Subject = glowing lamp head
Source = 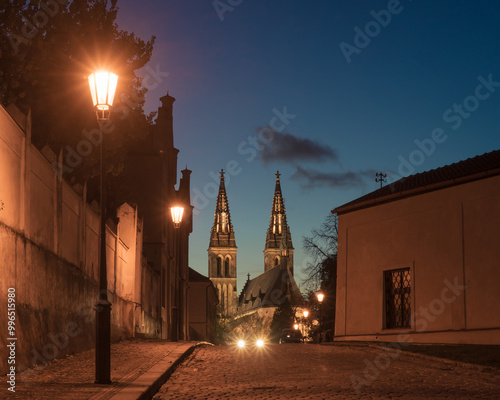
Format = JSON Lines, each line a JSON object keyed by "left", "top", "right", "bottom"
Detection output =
{"left": 170, "top": 206, "right": 184, "bottom": 228}
{"left": 294, "top": 324, "right": 299, "bottom": 330}
{"left": 256, "top": 339, "right": 264, "bottom": 348}
{"left": 88, "top": 71, "right": 118, "bottom": 120}
{"left": 303, "top": 310, "right": 309, "bottom": 318}
{"left": 237, "top": 340, "right": 245, "bottom": 348}
{"left": 317, "top": 293, "right": 324, "bottom": 303}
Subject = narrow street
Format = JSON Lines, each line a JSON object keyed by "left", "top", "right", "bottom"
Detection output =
{"left": 154, "top": 343, "right": 500, "bottom": 399}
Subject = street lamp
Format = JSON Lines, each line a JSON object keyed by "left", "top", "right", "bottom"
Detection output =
{"left": 170, "top": 206, "right": 184, "bottom": 341}
{"left": 317, "top": 292, "right": 324, "bottom": 343}
{"left": 170, "top": 206, "right": 184, "bottom": 229}
{"left": 88, "top": 70, "right": 118, "bottom": 384}
{"left": 88, "top": 71, "right": 118, "bottom": 120}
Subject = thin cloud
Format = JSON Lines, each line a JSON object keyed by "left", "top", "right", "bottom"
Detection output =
{"left": 291, "top": 165, "right": 376, "bottom": 189}
{"left": 259, "top": 128, "right": 339, "bottom": 164}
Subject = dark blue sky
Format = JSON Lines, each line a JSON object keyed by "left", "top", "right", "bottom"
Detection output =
{"left": 116, "top": 0, "right": 500, "bottom": 290}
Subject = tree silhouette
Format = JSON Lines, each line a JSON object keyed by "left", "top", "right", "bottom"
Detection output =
{"left": 1, "top": 0, "right": 156, "bottom": 207}
{"left": 302, "top": 213, "right": 338, "bottom": 337}
{"left": 270, "top": 298, "right": 295, "bottom": 342}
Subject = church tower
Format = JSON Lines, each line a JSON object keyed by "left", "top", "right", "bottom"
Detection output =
{"left": 264, "top": 171, "right": 294, "bottom": 275}
{"left": 208, "top": 170, "right": 237, "bottom": 316}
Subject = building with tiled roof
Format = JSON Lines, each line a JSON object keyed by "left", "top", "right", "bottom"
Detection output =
{"left": 332, "top": 149, "right": 500, "bottom": 345}
{"left": 334, "top": 149, "right": 500, "bottom": 214}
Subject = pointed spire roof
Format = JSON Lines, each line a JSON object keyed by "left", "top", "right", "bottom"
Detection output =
{"left": 265, "top": 171, "right": 293, "bottom": 250}
{"left": 209, "top": 169, "right": 236, "bottom": 248}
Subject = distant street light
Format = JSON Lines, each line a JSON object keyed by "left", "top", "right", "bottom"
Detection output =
{"left": 170, "top": 206, "right": 184, "bottom": 341}
{"left": 317, "top": 292, "right": 324, "bottom": 343}
{"left": 294, "top": 323, "right": 299, "bottom": 330}
{"left": 88, "top": 70, "right": 118, "bottom": 385}
{"left": 302, "top": 310, "right": 309, "bottom": 342}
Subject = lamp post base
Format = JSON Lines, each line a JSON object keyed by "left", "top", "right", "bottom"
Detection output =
{"left": 95, "top": 300, "right": 112, "bottom": 384}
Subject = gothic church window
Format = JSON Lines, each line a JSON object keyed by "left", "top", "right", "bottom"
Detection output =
{"left": 224, "top": 257, "right": 230, "bottom": 277}
{"left": 217, "top": 256, "right": 222, "bottom": 277}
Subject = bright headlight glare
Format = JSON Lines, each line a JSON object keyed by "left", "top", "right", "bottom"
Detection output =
{"left": 237, "top": 340, "right": 245, "bottom": 348}
{"left": 256, "top": 339, "right": 264, "bottom": 348}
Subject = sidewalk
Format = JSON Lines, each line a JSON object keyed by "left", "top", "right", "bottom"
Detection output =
{"left": 3, "top": 339, "right": 210, "bottom": 400}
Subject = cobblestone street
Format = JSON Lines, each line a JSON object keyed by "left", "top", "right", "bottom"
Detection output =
{"left": 1, "top": 339, "right": 196, "bottom": 400}
{"left": 154, "top": 344, "right": 500, "bottom": 400}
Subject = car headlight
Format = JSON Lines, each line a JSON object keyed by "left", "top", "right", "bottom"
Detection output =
{"left": 256, "top": 339, "right": 264, "bottom": 348}
{"left": 237, "top": 340, "right": 245, "bottom": 348}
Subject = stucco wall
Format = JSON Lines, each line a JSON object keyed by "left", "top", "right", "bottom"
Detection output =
{"left": 0, "top": 105, "right": 155, "bottom": 374}
{"left": 335, "top": 175, "right": 500, "bottom": 344}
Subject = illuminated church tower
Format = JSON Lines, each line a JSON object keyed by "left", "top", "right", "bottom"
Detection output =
{"left": 264, "top": 171, "right": 294, "bottom": 275}
{"left": 208, "top": 170, "right": 237, "bottom": 316}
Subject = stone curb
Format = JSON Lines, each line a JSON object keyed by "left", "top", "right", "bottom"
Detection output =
{"left": 104, "top": 341, "right": 214, "bottom": 400}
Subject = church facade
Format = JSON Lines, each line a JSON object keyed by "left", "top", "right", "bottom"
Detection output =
{"left": 208, "top": 171, "right": 302, "bottom": 317}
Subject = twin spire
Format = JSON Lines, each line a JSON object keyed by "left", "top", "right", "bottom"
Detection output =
{"left": 265, "top": 171, "right": 293, "bottom": 252}
{"left": 209, "top": 170, "right": 236, "bottom": 248}
{"left": 210, "top": 170, "right": 293, "bottom": 251}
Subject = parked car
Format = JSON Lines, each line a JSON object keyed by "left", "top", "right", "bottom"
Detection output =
{"left": 279, "top": 328, "right": 303, "bottom": 344}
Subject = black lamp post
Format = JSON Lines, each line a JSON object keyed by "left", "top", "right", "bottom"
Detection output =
{"left": 88, "top": 71, "right": 118, "bottom": 384}
{"left": 170, "top": 206, "right": 184, "bottom": 341}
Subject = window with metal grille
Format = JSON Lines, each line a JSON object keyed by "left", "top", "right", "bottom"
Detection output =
{"left": 384, "top": 268, "right": 411, "bottom": 329}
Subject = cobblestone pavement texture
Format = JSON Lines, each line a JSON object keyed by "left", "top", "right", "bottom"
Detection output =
{"left": 1, "top": 339, "right": 196, "bottom": 400}
{"left": 154, "top": 343, "right": 500, "bottom": 400}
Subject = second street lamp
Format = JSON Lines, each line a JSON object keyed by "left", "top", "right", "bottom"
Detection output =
{"left": 88, "top": 70, "right": 118, "bottom": 385}
{"left": 170, "top": 206, "right": 184, "bottom": 341}
{"left": 171, "top": 206, "right": 184, "bottom": 228}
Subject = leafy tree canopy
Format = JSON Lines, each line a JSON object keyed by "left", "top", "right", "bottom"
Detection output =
{"left": 1, "top": 0, "right": 156, "bottom": 203}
